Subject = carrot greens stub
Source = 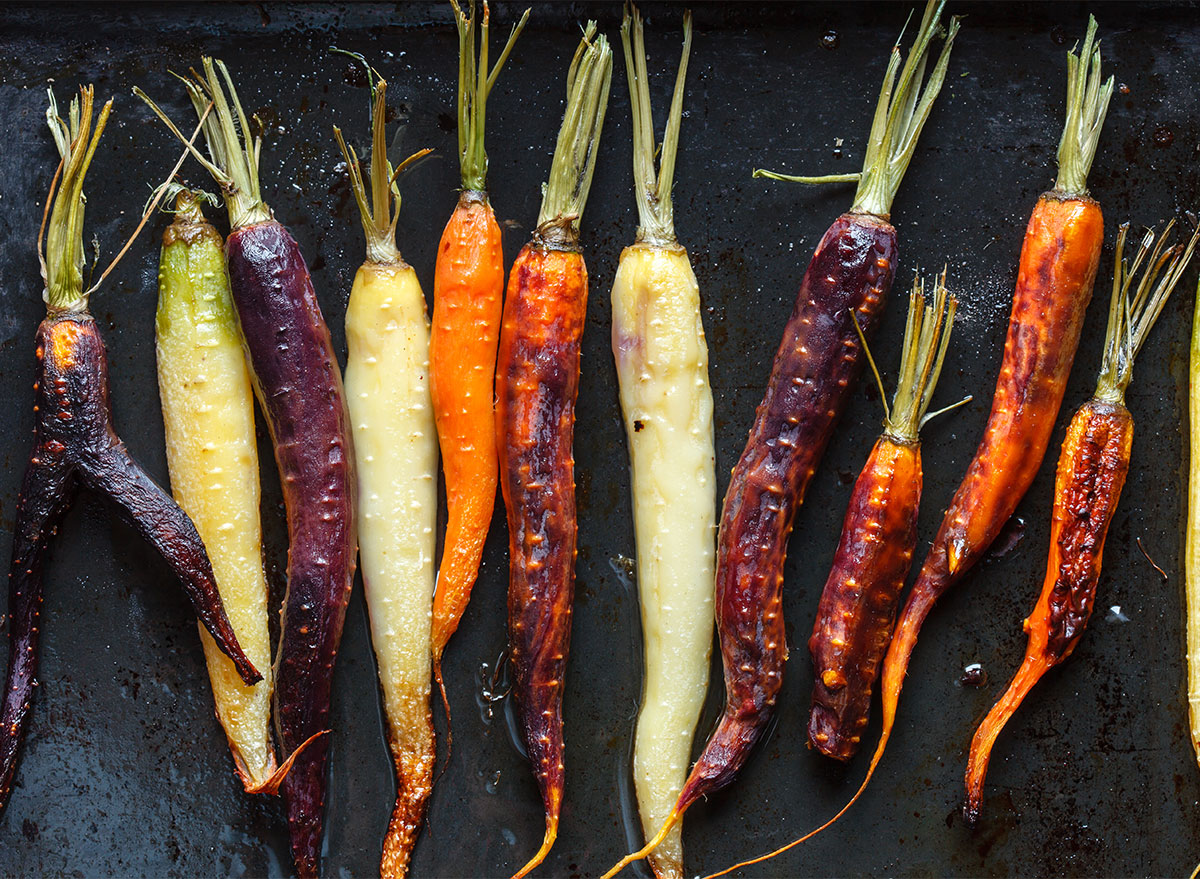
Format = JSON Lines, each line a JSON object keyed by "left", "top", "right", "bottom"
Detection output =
{"left": 336, "top": 67, "right": 438, "bottom": 879}
{"left": 610, "top": 8, "right": 716, "bottom": 879}
{"left": 138, "top": 59, "right": 357, "bottom": 878}
{"left": 965, "top": 221, "right": 1198, "bottom": 825}
{"left": 1, "top": 87, "right": 260, "bottom": 818}
{"left": 497, "top": 21, "right": 612, "bottom": 879}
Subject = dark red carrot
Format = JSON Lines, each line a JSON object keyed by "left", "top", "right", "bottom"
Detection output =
{"left": 809, "top": 273, "right": 962, "bottom": 761}
{"left": 964, "top": 222, "right": 1198, "bottom": 824}
{"left": 137, "top": 60, "right": 356, "bottom": 878}
{"left": 708, "top": 19, "right": 1114, "bottom": 878}
{"left": 0, "top": 87, "right": 259, "bottom": 816}
{"left": 496, "top": 24, "right": 612, "bottom": 879}
{"left": 603, "top": 4, "right": 958, "bottom": 875}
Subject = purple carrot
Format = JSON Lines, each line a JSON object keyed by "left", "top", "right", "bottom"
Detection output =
{"left": 603, "top": 3, "right": 959, "bottom": 875}
{"left": 137, "top": 59, "right": 355, "bottom": 878}
{"left": 1, "top": 87, "right": 259, "bottom": 816}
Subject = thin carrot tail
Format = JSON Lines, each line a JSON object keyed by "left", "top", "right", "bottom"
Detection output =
{"left": 701, "top": 725, "right": 893, "bottom": 879}
{"left": 379, "top": 748, "right": 436, "bottom": 879}
{"left": 511, "top": 815, "right": 559, "bottom": 879}
{"left": 240, "top": 729, "right": 329, "bottom": 796}
{"left": 600, "top": 807, "right": 683, "bottom": 879}
{"left": 963, "top": 654, "right": 1053, "bottom": 826}
{"left": 432, "top": 655, "right": 454, "bottom": 781}
{"left": 700, "top": 593, "right": 930, "bottom": 878}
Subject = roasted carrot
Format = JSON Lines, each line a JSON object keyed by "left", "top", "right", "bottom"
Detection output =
{"left": 965, "top": 222, "right": 1198, "bottom": 824}
{"left": 0, "top": 87, "right": 259, "bottom": 817}
{"left": 137, "top": 60, "right": 357, "bottom": 877}
{"left": 809, "top": 272, "right": 961, "bottom": 762}
{"left": 610, "top": 8, "right": 715, "bottom": 879}
{"left": 709, "top": 19, "right": 1114, "bottom": 876}
{"left": 334, "top": 73, "right": 436, "bottom": 878}
{"left": 156, "top": 187, "right": 282, "bottom": 793}
{"left": 430, "top": 0, "right": 529, "bottom": 731}
{"left": 604, "top": 4, "right": 957, "bottom": 875}
{"left": 1189, "top": 275, "right": 1200, "bottom": 770}
{"left": 496, "top": 23, "right": 612, "bottom": 879}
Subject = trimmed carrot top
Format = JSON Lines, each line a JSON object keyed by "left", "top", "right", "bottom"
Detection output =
{"left": 1095, "top": 221, "right": 1200, "bottom": 403}
{"left": 1055, "top": 16, "right": 1115, "bottom": 197}
{"left": 535, "top": 22, "right": 613, "bottom": 248}
{"left": 42, "top": 87, "right": 112, "bottom": 312}
{"left": 754, "top": 0, "right": 960, "bottom": 220}
{"left": 453, "top": 0, "right": 530, "bottom": 193}
{"left": 855, "top": 271, "right": 961, "bottom": 445}
{"left": 621, "top": 3, "right": 692, "bottom": 246}
{"left": 332, "top": 71, "right": 432, "bottom": 266}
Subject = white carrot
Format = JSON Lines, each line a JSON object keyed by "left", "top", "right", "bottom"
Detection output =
{"left": 335, "top": 76, "right": 437, "bottom": 878}
{"left": 611, "top": 10, "right": 714, "bottom": 879}
{"left": 1187, "top": 273, "right": 1200, "bottom": 769}
{"left": 155, "top": 188, "right": 278, "bottom": 792}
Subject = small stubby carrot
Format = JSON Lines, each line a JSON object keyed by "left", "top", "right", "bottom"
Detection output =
{"left": 156, "top": 187, "right": 282, "bottom": 793}
{"left": 610, "top": 8, "right": 715, "bottom": 879}
{"left": 809, "top": 272, "right": 962, "bottom": 762}
{"left": 709, "top": 21, "right": 1115, "bottom": 876}
{"left": 496, "top": 23, "right": 612, "bottom": 879}
{"left": 965, "top": 222, "right": 1198, "bottom": 824}
{"left": 0, "top": 87, "right": 259, "bottom": 818}
{"left": 430, "top": 0, "right": 529, "bottom": 730}
{"left": 604, "top": 5, "right": 958, "bottom": 876}
{"left": 335, "top": 72, "right": 436, "bottom": 878}
{"left": 137, "top": 59, "right": 358, "bottom": 877}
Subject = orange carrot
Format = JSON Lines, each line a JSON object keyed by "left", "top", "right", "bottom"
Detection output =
{"left": 704, "top": 18, "right": 1113, "bottom": 878}
{"left": 430, "top": 0, "right": 529, "bottom": 732}
{"left": 964, "top": 221, "right": 1198, "bottom": 825}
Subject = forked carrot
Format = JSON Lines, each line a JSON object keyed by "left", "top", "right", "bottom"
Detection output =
{"left": 430, "top": 0, "right": 529, "bottom": 739}
{"left": 964, "top": 221, "right": 1198, "bottom": 824}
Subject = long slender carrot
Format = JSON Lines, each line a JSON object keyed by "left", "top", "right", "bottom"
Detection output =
{"left": 1190, "top": 273, "right": 1200, "bottom": 770}
{"left": 496, "top": 23, "right": 612, "bottom": 879}
{"left": 809, "top": 272, "right": 962, "bottom": 762}
{"left": 335, "top": 72, "right": 436, "bottom": 878}
{"left": 610, "top": 8, "right": 714, "bottom": 879}
{"left": 137, "top": 59, "right": 358, "bottom": 877}
{"left": 0, "top": 87, "right": 259, "bottom": 817}
{"left": 603, "top": 4, "right": 958, "bottom": 875}
{"left": 430, "top": 0, "right": 529, "bottom": 734}
{"left": 707, "top": 19, "right": 1114, "bottom": 877}
{"left": 965, "top": 222, "right": 1198, "bottom": 824}
{"left": 156, "top": 187, "right": 281, "bottom": 793}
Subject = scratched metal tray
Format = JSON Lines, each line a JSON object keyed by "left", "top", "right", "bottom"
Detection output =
{"left": 0, "top": 2, "right": 1197, "bottom": 876}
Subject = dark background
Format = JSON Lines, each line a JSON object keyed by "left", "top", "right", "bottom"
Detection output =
{"left": 0, "top": 2, "right": 1197, "bottom": 876}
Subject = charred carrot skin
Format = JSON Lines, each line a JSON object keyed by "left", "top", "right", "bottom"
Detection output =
{"left": 225, "top": 219, "right": 357, "bottom": 877}
{"left": 881, "top": 193, "right": 1103, "bottom": 720}
{"left": 0, "top": 313, "right": 259, "bottom": 812}
{"left": 431, "top": 189, "right": 504, "bottom": 663}
{"left": 809, "top": 435, "right": 920, "bottom": 760}
{"left": 963, "top": 398, "right": 1130, "bottom": 822}
{"left": 679, "top": 212, "right": 896, "bottom": 801}
{"left": 496, "top": 243, "right": 586, "bottom": 845}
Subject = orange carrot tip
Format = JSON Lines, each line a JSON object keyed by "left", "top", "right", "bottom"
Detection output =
{"left": 963, "top": 218, "right": 1199, "bottom": 826}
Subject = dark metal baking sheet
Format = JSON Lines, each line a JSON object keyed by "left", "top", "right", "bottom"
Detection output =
{"left": 0, "top": 2, "right": 1198, "bottom": 876}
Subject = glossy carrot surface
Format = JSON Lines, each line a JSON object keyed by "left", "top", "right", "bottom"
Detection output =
{"left": 430, "top": 2, "right": 528, "bottom": 706}
{"left": 498, "top": 23, "right": 611, "bottom": 879}
{"left": 497, "top": 245, "right": 587, "bottom": 878}
{"left": 964, "top": 222, "right": 1196, "bottom": 824}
